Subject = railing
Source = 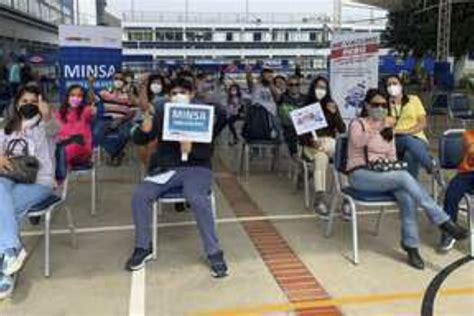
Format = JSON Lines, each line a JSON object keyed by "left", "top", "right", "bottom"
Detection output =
{"left": 0, "top": 0, "right": 73, "bottom": 25}
{"left": 122, "top": 11, "right": 332, "bottom": 25}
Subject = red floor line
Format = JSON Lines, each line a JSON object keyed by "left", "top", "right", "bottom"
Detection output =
{"left": 214, "top": 161, "right": 342, "bottom": 316}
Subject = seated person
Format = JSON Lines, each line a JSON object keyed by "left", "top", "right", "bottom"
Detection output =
{"left": 300, "top": 76, "right": 346, "bottom": 216}
{"left": 0, "top": 85, "right": 58, "bottom": 299}
{"left": 346, "top": 89, "right": 467, "bottom": 270}
{"left": 277, "top": 75, "right": 306, "bottom": 157}
{"left": 225, "top": 83, "right": 245, "bottom": 146}
{"left": 126, "top": 78, "right": 228, "bottom": 278}
{"left": 439, "top": 130, "right": 474, "bottom": 252}
{"left": 385, "top": 75, "right": 441, "bottom": 184}
{"left": 56, "top": 84, "right": 95, "bottom": 168}
{"left": 94, "top": 71, "right": 137, "bottom": 166}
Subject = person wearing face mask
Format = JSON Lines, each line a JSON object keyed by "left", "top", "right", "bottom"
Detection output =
{"left": 346, "top": 89, "right": 467, "bottom": 270}
{"left": 56, "top": 85, "right": 95, "bottom": 168}
{"left": 96, "top": 71, "right": 137, "bottom": 166}
{"left": 300, "top": 76, "right": 346, "bottom": 217}
{"left": 127, "top": 78, "right": 228, "bottom": 278}
{"left": 0, "top": 85, "right": 59, "bottom": 299}
{"left": 223, "top": 83, "right": 244, "bottom": 146}
{"left": 135, "top": 74, "right": 168, "bottom": 172}
{"left": 246, "top": 66, "right": 280, "bottom": 116}
{"left": 384, "top": 75, "right": 440, "bottom": 184}
{"left": 277, "top": 75, "right": 307, "bottom": 157}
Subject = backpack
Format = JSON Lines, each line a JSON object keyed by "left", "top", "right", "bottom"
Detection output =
{"left": 241, "top": 104, "right": 280, "bottom": 142}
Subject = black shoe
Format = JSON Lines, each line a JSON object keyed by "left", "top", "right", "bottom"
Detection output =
{"left": 125, "top": 248, "right": 153, "bottom": 271}
{"left": 401, "top": 243, "right": 425, "bottom": 270}
{"left": 208, "top": 251, "right": 228, "bottom": 278}
{"left": 438, "top": 232, "right": 456, "bottom": 253}
{"left": 439, "top": 220, "right": 468, "bottom": 241}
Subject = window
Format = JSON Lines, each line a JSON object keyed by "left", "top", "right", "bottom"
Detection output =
{"left": 203, "top": 31, "right": 213, "bottom": 42}
{"left": 226, "top": 32, "right": 233, "bottom": 42}
{"left": 284, "top": 32, "right": 290, "bottom": 42}
{"left": 309, "top": 32, "right": 317, "bottom": 41}
{"left": 253, "top": 32, "right": 262, "bottom": 42}
{"left": 272, "top": 30, "right": 278, "bottom": 41}
{"left": 128, "top": 30, "right": 153, "bottom": 41}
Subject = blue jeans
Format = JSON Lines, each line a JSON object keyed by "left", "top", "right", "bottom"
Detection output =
{"left": 444, "top": 172, "right": 474, "bottom": 222}
{"left": 131, "top": 167, "right": 221, "bottom": 256}
{"left": 93, "top": 118, "right": 131, "bottom": 158}
{"left": 349, "top": 169, "right": 450, "bottom": 248}
{"left": 396, "top": 135, "right": 434, "bottom": 179}
{"left": 0, "top": 178, "right": 52, "bottom": 254}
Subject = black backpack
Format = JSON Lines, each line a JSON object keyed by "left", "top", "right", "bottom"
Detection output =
{"left": 241, "top": 104, "right": 280, "bottom": 142}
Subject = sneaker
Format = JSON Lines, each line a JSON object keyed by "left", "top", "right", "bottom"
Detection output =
{"left": 2, "top": 247, "right": 27, "bottom": 276}
{"left": 314, "top": 202, "right": 329, "bottom": 220}
{"left": 0, "top": 274, "right": 15, "bottom": 300}
{"left": 439, "top": 220, "right": 469, "bottom": 241}
{"left": 125, "top": 248, "right": 153, "bottom": 271}
{"left": 341, "top": 201, "right": 352, "bottom": 221}
{"left": 438, "top": 233, "right": 456, "bottom": 253}
{"left": 208, "top": 251, "right": 228, "bottom": 278}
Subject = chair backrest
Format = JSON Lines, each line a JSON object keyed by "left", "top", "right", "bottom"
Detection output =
{"left": 334, "top": 135, "right": 349, "bottom": 173}
{"left": 449, "top": 93, "right": 471, "bottom": 113}
{"left": 430, "top": 92, "right": 449, "bottom": 112}
{"left": 439, "top": 129, "right": 465, "bottom": 169}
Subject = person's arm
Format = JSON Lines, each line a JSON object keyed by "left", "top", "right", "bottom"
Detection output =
{"left": 87, "top": 76, "right": 96, "bottom": 106}
{"left": 246, "top": 68, "right": 254, "bottom": 93}
{"left": 131, "top": 111, "right": 159, "bottom": 145}
{"left": 348, "top": 119, "right": 371, "bottom": 149}
{"left": 395, "top": 96, "right": 427, "bottom": 135}
{"left": 327, "top": 102, "right": 346, "bottom": 134}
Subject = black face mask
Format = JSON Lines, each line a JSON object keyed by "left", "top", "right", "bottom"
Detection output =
{"left": 18, "top": 103, "right": 40, "bottom": 119}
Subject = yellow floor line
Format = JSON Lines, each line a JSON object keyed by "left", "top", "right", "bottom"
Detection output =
{"left": 191, "top": 287, "right": 474, "bottom": 316}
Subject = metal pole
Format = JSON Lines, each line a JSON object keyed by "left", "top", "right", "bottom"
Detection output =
{"left": 75, "top": 0, "right": 80, "bottom": 25}
{"left": 185, "top": 0, "right": 189, "bottom": 24}
{"left": 131, "top": 0, "right": 134, "bottom": 20}
{"left": 245, "top": 0, "right": 249, "bottom": 23}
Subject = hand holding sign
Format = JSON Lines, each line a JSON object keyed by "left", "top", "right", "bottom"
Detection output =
{"left": 290, "top": 103, "right": 328, "bottom": 138}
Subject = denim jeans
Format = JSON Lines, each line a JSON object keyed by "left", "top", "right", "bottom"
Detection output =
{"left": 349, "top": 169, "right": 450, "bottom": 248}
{"left": 0, "top": 178, "right": 52, "bottom": 254}
{"left": 131, "top": 167, "right": 221, "bottom": 256}
{"left": 396, "top": 135, "right": 434, "bottom": 179}
{"left": 444, "top": 172, "right": 474, "bottom": 222}
{"left": 93, "top": 118, "right": 131, "bottom": 158}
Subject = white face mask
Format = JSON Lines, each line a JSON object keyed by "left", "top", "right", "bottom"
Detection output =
{"left": 171, "top": 93, "right": 190, "bottom": 104}
{"left": 387, "top": 84, "right": 402, "bottom": 97}
{"left": 22, "top": 114, "right": 41, "bottom": 130}
{"left": 113, "top": 80, "right": 124, "bottom": 90}
{"left": 150, "top": 83, "right": 163, "bottom": 95}
{"left": 315, "top": 88, "right": 327, "bottom": 100}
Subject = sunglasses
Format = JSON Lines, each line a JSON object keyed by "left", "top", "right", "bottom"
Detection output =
{"left": 370, "top": 102, "right": 387, "bottom": 107}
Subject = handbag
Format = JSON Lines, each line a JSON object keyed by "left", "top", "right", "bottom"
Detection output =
{"left": 0, "top": 138, "right": 40, "bottom": 183}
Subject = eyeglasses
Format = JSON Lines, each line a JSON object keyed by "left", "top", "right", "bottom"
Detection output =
{"left": 288, "top": 83, "right": 300, "bottom": 87}
{"left": 170, "top": 91, "right": 187, "bottom": 96}
{"left": 370, "top": 102, "right": 387, "bottom": 107}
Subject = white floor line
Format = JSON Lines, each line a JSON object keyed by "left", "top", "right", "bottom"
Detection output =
{"left": 128, "top": 267, "right": 146, "bottom": 316}
{"left": 21, "top": 209, "right": 400, "bottom": 237}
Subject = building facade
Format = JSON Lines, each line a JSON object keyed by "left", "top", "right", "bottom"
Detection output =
{"left": 122, "top": 11, "right": 386, "bottom": 70}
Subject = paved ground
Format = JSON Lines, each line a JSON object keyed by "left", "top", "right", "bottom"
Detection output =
{"left": 0, "top": 129, "right": 473, "bottom": 316}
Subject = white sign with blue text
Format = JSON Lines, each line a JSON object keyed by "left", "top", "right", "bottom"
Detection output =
{"left": 290, "top": 103, "right": 328, "bottom": 137}
{"left": 163, "top": 103, "right": 215, "bottom": 143}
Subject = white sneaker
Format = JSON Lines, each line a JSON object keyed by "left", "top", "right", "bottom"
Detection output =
{"left": 2, "top": 247, "right": 27, "bottom": 276}
{"left": 341, "top": 202, "right": 352, "bottom": 221}
{"left": 0, "top": 274, "right": 16, "bottom": 300}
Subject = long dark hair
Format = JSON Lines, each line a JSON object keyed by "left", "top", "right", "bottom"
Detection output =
{"left": 306, "top": 76, "right": 333, "bottom": 106}
{"left": 59, "top": 84, "right": 86, "bottom": 123}
{"left": 4, "top": 84, "right": 41, "bottom": 135}
{"left": 359, "top": 88, "right": 394, "bottom": 142}
{"left": 147, "top": 74, "right": 167, "bottom": 102}
{"left": 384, "top": 75, "right": 409, "bottom": 107}
{"left": 227, "top": 83, "right": 242, "bottom": 104}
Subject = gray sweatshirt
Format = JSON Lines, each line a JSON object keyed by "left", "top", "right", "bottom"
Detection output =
{"left": 0, "top": 119, "right": 59, "bottom": 188}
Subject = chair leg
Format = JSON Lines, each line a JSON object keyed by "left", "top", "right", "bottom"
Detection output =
{"left": 239, "top": 143, "right": 245, "bottom": 175}
{"left": 91, "top": 167, "right": 97, "bottom": 216}
{"left": 65, "top": 206, "right": 78, "bottom": 249}
{"left": 303, "top": 163, "right": 310, "bottom": 209}
{"left": 325, "top": 194, "right": 339, "bottom": 238}
{"left": 349, "top": 199, "right": 359, "bottom": 265}
{"left": 44, "top": 211, "right": 51, "bottom": 278}
{"left": 152, "top": 202, "right": 158, "bottom": 260}
{"left": 245, "top": 144, "right": 250, "bottom": 180}
{"left": 373, "top": 206, "right": 385, "bottom": 236}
